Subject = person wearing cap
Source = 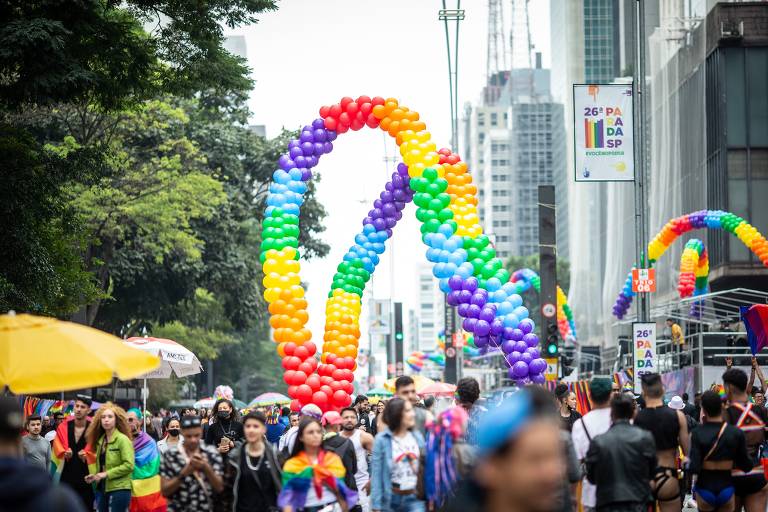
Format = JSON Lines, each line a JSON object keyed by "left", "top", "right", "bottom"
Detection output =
{"left": 571, "top": 377, "right": 616, "bottom": 512}
{"left": 443, "top": 386, "right": 566, "bottom": 512}
{"left": 322, "top": 410, "right": 360, "bottom": 508}
{"left": 0, "top": 397, "right": 86, "bottom": 512}
{"left": 222, "top": 411, "right": 282, "bottom": 512}
{"left": 634, "top": 374, "right": 689, "bottom": 512}
{"left": 125, "top": 408, "right": 166, "bottom": 512}
{"left": 52, "top": 395, "right": 94, "bottom": 510}
{"left": 585, "top": 394, "right": 657, "bottom": 512}
{"left": 370, "top": 397, "right": 426, "bottom": 512}
{"left": 278, "top": 403, "right": 322, "bottom": 456}
{"left": 160, "top": 416, "right": 224, "bottom": 512}
{"left": 85, "top": 403, "right": 136, "bottom": 512}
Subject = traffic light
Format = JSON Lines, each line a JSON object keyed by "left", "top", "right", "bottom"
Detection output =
{"left": 560, "top": 352, "right": 575, "bottom": 377}
{"left": 545, "top": 323, "right": 559, "bottom": 356}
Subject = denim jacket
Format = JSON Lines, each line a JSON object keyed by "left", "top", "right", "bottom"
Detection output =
{"left": 370, "top": 428, "right": 425, "bottom": 511}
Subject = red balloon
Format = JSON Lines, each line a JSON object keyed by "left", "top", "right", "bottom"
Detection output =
{"left": 324, "top": 117, "right": 337, "bottom": 131}
{"left": 287, "top": 385, "right": 298, "bottom": 397}
{"left": 343, "top": 356, "right": 356, "bottom": 369}
{"left": 359, "top": 102, "right": 372, "bottom": 116}
{"left": 296, "top": 384, "right": 313, "bottom": 403}
{"left": 292, "top": 370, "right": 308, "bottom": 386}
{"left": 319, "top": 105, "right": 330, "bottom": 118}
{"left": 371, "top": 96, "right": 385, "bottom": 106}
{"left": 325, "top": 363, "right": 337, "bottom": 375}
{"left": 356, "top": 95, "right": 372, "bottom": 105}
{"left": 320, "top": 385, "right": 333, "bottom": 397}
{"left": 365, "top": 113, "right": 379, "bottom": 128}
{"left": 329, "top": 104, "right": 342, "bottom": 118}
{"left": 326, "top": 353, "right": 338, "bottom": 365}
{"left": 346, "top": 101, "right": 359, "bottom": 115}
{"left": 298, "top": 362, "right": 313, "bottom": 375}
{"left": 290, "top": 399, "right": 302, "bottom": 412}
{"left": 283, "top": 342, "right": 297, "bottom": 356}
{"left": 306, "top": 374, "right": 322, "bottom": 391}
{"left": 320, "top": 376, "right": 334, "bottom": 386}
{"left": 338, "top": 112, "right": 351, "bottom": 126}
{"left": 284, "top": 370, "right": 296, "bottom": 385}
{"left": 340, "top": 380, "right": 354, "bottom": 395}
{"left": 332, "top": 369, "right": 346, "bottom": 381}
{"left": 332, "top": 390, "right": 349, "bottom": 407}
{"left": 312, "top": 391, "right": 329, "bottom": 408}
{"left": 317, "top": 364, "right": 330, "bottom": 377}
{"left": 341, "top": 369, "right": 354, "bottom": 382}
{"left": 282, "top": 356, "right": 300, "bottom": 371}
{"left": 350, "top": 118, "right": 364, "bottom": 131}
{"left": 303, "top": 341, "right": 317, "bottom": 357}
{"left": 336, "top": 124, "right": 349, "bottom": 134}
{"left": 340, "top": 96, "right": 354, "bottom": 108}
{"left": 294, "top": 346, "right": 309, "bottom": 360}
{"left": 329, "top": 380, "right": 343, "bottom": 392}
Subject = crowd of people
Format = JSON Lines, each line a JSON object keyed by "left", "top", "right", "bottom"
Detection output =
{"left": 2, "top": 362, "right": 768, "bottom": 512}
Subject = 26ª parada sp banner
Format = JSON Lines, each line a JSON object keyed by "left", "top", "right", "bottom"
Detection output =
{"left": 573, "top": 84, "right": 635, "bottom": 182}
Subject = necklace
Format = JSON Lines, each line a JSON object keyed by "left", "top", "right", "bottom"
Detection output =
{"left": 246, "top": 452, "right": 264, "bottom": 472}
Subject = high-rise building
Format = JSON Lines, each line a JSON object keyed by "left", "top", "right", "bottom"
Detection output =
{"left": 416, "top": 263, "right": 443, "bottom": 351}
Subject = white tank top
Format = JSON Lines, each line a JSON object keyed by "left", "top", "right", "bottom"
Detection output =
{"left": 348, "top": 429, "right": 369, "bottom": 486}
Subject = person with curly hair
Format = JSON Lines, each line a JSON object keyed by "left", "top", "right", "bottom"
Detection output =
{"left": 85, "top": 403, "right": 136, "bottom": 512}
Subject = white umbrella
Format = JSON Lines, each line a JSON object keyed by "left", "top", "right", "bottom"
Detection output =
{"left": 123, "top": 337, "right": 202, "bottom": 428}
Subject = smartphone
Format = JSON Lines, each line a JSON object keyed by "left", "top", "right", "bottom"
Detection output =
{"left": 220, "top": 436, "right": 231, "bottom": 447}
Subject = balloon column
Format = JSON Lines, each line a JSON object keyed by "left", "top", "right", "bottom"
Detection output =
{"left": 613, "top": 210, "right": 768, "bottom": 319}
{"left": 508, "top": 269, "right": 578, "bottom": 342}
{"left": 261, "top": 96, "right": 547, "bottom": 413}
{"left": 679, "top": 239, "right": 709, "bottom": 317}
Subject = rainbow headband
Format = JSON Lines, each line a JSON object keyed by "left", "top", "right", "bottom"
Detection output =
{"left": 260, "top": 96, "right": 547, "bottom": 412}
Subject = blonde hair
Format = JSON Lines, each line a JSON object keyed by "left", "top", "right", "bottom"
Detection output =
{"left": 86, "top": 402, "right": 131, "bottom": 448}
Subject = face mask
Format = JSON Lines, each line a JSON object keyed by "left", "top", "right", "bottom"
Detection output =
{"left": 168, "top": 429, "right": 180, "bottom": 437}
{"left": 217, "top": 411, "right": 231, "bottom": 420}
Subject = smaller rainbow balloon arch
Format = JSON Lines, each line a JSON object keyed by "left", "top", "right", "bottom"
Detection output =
{"left": 406, "top": 330, "right": 481, "bottom": 372}
{"left": 613, "top": 210, "right": 768, "bottom": 319}
{"left": 508, "top": 269, "right": 577, "bottom": 343}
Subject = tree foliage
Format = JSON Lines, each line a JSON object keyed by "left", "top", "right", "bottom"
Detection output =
{"left": 505, "top": 254, "right": 571, "bottom": 321}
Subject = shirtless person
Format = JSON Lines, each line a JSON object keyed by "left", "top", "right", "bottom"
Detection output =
{"left": 634, "top": 373, "right": 689, "bottom": 512}
{"left": 341, "top": 407, "right": 374, "bottom": 512}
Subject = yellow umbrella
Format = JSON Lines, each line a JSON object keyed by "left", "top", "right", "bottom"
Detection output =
{"left": 0, "top": 312, "right": 160, "bottom": 394}
{"left": 383, "top": 375, "right": 436, "bottom": 393}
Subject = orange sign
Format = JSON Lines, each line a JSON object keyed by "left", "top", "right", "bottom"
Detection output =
{"left": 632, "top": 268, "right": 656, "bottom": 293}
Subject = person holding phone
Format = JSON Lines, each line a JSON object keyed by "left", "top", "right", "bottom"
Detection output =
{"left": 205, "top": 399, "right": 244, "bottom": 456}
{"left": 85, "top": 403, "right": 135, "bottom": 512}
{"left": 279, "top": 417, "right": 358, "bottom": 512}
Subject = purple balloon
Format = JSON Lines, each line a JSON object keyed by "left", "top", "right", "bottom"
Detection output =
{"left": 373, "top": 218, "right": 387, "bottom": 231}
{"left": 446, "top": 291, "right": 461, "bottom": 306}
{"left": 392, "top": 175, "right": 404, "bottom": 189}
{"left": 463, "top": 277, "right": 479, "bottom": 292}
{"left": 470, "top": 293, "right": 487, "bottom": 307}
{"left": 479, "top": 308, "right": 496, "bottom": 323}
{"left": 448, "top": 276, "right": 464, "bottom": 291}
{"left": 519, "top": 318, "right": 534, "bottom": 334}
{"left": 462, "top": 318, "right": 478, "bottom": 332}
{"left": 313, "top": 142, "right": 325, "bottom": 155}
{"left": 300, "top": 168, "right": 312, "bottom": 181}
{"left": 278, "top": 155, "right": 295, "bottom": 170}
{"left": 467, "top": 304, "right": 481, "bottom": 319}
{"left": 323, "top": 142, "right": 333, "bottom": 153}
{"left": 371, "top": 207, "right": 383, "bottom": 218}
{"left": 381, "top": 190, "right": 394, "bottom": 202}
{"left": 490, "top": 319, "right": 504, "bottom": 336}
{"left": 507, "top": 367, "right": 518, "bottom": 380}
{"left": 501, "top": 340, "right": 516, "bottom": 354}
{"left": 294, "top": 155, "right": 307, "bottom": 168}
{"left": 514, "top": 340, "right": 528, "bottom": 353}
{"left": 523, "top": 333, "right": 539, "bottom": 348}
{"left": 512, "top": 361, "right": 529, "bottom": 378}
{"left": 457, "top": 303, "right": 471, "bottom": 317}
{"left": 502, "top": 327, "right": 516, "bottom": 340}
{"left": 300, "top": 141, "right": 313, "bottom": 155}
{"left": 313, "top": 128, "right": 327, "bottom": 142}
{"left": 300, "top": 131, "right": 313, "bottom": 143}
{"left": 327, "top": 130, "right": 338, "bottom": 142}
{"left": 511, "top": 328, "right": 524, "bottom": 341}
{"left": 305, "top": 155, "right": 318, "bottom": 168}
{"left": 475, "top": 320, "right": 491, "bottom": 336}
{"left": 289, "top": 146, "right": 303, "bottom": 159}
{"left": 521, "top": 352, "right": 533, "bottom": 364}
{"left": 382, "top": 203, "right": 397, "bottom": 217}
{"left": 385, "top": 217, "right": 396, "bottom": 228}
{"left": 527, "top": 347, "right": 541, "bottom": 359}
{"left": 529, "top": 358, "right": 547, "bottom": 374}
{"left": 312, "top": 118, "right": 325, "bottom": 129}
{"left": 474, "top": 335, "right": 489, "bottom": 348}
{"left": 458, "top": 290, "right": 472, "bottom": 304}
{"left": 531, "top": 373, "right": 546, "bottom": 385}
{"left": 288, "top": 140, "right": 300, "bottom": 149}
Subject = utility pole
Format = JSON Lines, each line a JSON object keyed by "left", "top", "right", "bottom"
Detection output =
{"left": 633, "top": 0, "right": 650, "bottom": 322}
{"left": 439, "top": 2, "right": 465, "bottom": 383}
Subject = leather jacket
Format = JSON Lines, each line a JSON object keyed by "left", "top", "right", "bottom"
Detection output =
{"left": 585, "top": 420, "right": 657, "bottom": 509}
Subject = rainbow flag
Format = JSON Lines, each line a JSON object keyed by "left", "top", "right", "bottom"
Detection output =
{"left": 584, "top": 118, "right": 604, "bottom": 148}
{"left": 130, "top": 431, "right": 166, "bottom": 512}
{"left": 742, "top": 305, "right": 768, "bottom": 356}
{"left": 51, "top": 417, "right": 93, "bottom": 478}
{"left": 278, "top": 450, "right": 358, "bottom": 510}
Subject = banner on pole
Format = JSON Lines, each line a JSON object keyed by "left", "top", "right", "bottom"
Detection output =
{"left": 573, "top": 84, "right": 635, "bottom": 182}
{"left": 633, "top": 322, "right": 657, "bottom": 394}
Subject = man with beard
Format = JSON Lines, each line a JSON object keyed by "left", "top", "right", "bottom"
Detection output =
{"left": 341, "top": 407, "right": 374, "bottom": 512}
{"left": 354, "top": 395, "right": 373, "bottom": 433}
{"left": 51, "top": 395, "right": 93, "bottom": 510}
{"left": 126, "top": 408, "right": 166, "bottom": 512}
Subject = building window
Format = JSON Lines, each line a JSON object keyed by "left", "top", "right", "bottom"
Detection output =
{"left": 421, "top": 303, "right": 434, "bottom": 310}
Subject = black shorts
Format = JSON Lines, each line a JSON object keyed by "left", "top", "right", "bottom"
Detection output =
{"left": 733, "top": 474, "right": 767, "bottom": 497}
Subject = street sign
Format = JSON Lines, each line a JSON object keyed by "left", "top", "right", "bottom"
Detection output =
{"left": 633, "top": 322, "right": 657, "bottom": 394}
{"left": 542, "top": 303, "right": 556, "bottom": 318}
{"left": 632, "top": 268, "right": 656, "bottom": 292}
{"left": 445, "top": 347, "right": 457, "bottom": 358}
{"left": 545, "top": 357, "right": 559, "bottom": 381}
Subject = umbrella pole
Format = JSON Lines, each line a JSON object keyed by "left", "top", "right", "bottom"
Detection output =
{"left": 143, "top": 378, "right": 147, "bottom": 432}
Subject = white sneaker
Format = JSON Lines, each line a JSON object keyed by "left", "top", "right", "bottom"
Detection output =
{"left": 685, "top": 497, "right": 697, "bottom": 509}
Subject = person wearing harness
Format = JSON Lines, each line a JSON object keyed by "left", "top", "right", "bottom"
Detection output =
{"left": 722, "top": 367, "right": 768, "bottom": 512}
{"left": 689, "top": 390, "right": 753, "bottom": 512}
{"left": 571, "top": 377, "right": 617, "bottom": 512}
{"left": 341, "top": 407, "right": 374, "bottom": 512}
{"left": 634, "top": 373, "right": 690, "bottom": 512}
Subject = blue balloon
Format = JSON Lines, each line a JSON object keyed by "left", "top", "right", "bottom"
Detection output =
{"left": 426, "top": 248, "right": 440, "bottom": 263}
{"left": 486, "top": 277, "right": 502, "bottom": 291}
{"left": 438, "top": 278, "right": 451, "bottom": 293}
{"left": 509, "top": 294, "right": 523, "bottom": 309}
{"left": 444, "top": 262, "right": 458, "bottom": 277}
{"left": 273, "top": 169, "right": 291, "bottom": 184}
{"left": 355, "top": 234, "right": 368, "bottom": 245}
{"left": 503, "top": 313, "right": 520, "bottom": 328}
{"left": 497, "top": 301, "right": 513, "bottom": 315}
{"left": 491, "top": 290, "right": 507, "bottom": 303}
{"left": 288, "top": 168, "right": 303, "bottom": 181}
{"left": 513, "top": 306, "right": 529, "bottom": 320}
{"left": 438, "top": 224, "right": 454, "bottom": 238}
{"left": 433, "top": 263, "right": 446, "bottom": 278}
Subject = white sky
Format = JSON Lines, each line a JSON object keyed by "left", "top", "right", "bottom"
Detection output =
{"left": 227, "top": 0, "right": 551, "bottom": 351}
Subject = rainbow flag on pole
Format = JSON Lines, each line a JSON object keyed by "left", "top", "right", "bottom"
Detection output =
{"left": 741, "top": 305, "right": 768, "bottom": 356}
{"left": 129, "top": 431, "right": 166, "bottom": 512}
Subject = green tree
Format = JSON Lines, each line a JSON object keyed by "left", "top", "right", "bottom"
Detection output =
{"left": 505, "top": 254, "right": 571, "bottom": 323}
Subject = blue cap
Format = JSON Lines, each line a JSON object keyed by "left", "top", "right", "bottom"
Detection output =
{"left": 477, "top": 390, "right": 532, "bottom": 456}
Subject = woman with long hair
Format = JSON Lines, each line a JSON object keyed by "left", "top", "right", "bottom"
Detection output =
{"left": 157, "top": 417, "right": 184, "bottom": 455}
{"left": 279, "top": 417, "right": 358, "bottom": 512}
{"left": 85, "top": 403, "right": 135, "bottom": 512}
{"left": 554, "top": 384, "right": 582, "bottom": 432}
{"left": 205, "top": 399, "right": 244, "bottom": 456}
{"left": 370, "top": 397, "right": 426, "bottom": 512}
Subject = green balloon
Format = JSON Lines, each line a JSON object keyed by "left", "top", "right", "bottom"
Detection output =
{"left": 428, "top": 198, "right": 443, "bottom": 211}
{"left": 423, "top": 167, "right": 438, "bottom": 181}
{"left": 426, "top": 183, "right": 442, "bottom": 196}
{"left": 410, "top": 177, "right": 428, "bottom": 192}
{"left": 435, "top": 179, "right": 448, "bottom": 193}
{"left": 479, "top": 249, "right": 494, "bottom": 262}
{"left": 416, "top": 208, "right": 436, "bottom": 222}
{"left": 420, "top": 219, "right": 441, "bottom": 234}
{"left": 437, "top": 209, "right": 454, "bottom": 222}
{"left": 496, "top": 269, "right": 510, "bottom": 283}
{"left": 445, "top": 220, "right": 458, "bottom": 233}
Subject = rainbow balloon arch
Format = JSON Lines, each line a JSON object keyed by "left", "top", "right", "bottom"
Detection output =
{"left": 260, "top": 96, "right": 547, "bottom": 412}
{"left": 406, "top": 331, "right": 482, "bottom": 373}
{"left": 612, "top": 210, "right": 768, "bottom": 320}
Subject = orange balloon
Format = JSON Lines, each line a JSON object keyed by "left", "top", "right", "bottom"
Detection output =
{"left": 277, "top": 342, "right": 287, "bottom": 357}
